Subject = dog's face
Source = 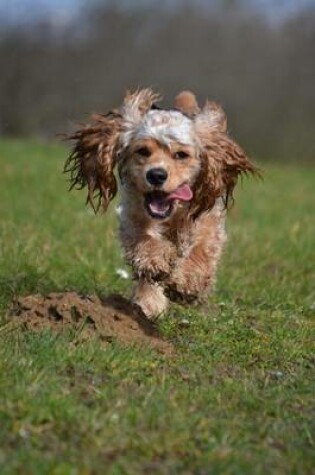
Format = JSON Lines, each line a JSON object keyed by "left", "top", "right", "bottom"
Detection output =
{"left": 65, "top": 89, "right": 258, "bottom": 217}
{"left": 119, "top": 109, "right": 202, "bottom": 220}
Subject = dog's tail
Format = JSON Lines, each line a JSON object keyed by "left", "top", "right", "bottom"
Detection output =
{"left": 174, "top": 91, "right": 200, "bottom": 117}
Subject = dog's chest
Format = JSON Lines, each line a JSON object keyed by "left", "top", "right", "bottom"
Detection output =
{"left": 165, "top": 218, "right": 195, "bottom": 258}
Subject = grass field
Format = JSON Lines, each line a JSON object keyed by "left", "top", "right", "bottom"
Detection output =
{"left": 0, "top": 139, "right": 314, "bottom": 474}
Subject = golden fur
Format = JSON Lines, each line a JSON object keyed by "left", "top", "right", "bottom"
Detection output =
{"left": 65, "top": 89, "right": 258, "bottom": 318}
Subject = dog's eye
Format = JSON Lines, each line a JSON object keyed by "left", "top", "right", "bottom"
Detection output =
{"left": 174, "top": 150, "right": 189, "bottom": 160}
{"left": 135, "top": 147, "right": 151, "bottom": 157}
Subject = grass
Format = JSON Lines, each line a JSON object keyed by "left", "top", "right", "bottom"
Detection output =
{"left": 0, "top": 139, "right": 314, "bottom": 474}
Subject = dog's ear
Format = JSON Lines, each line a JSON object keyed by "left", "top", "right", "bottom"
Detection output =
{"left": 64, "top": 112, "right": 121, "bottom": 212}
{"left": 191, "top": 101, "right": 258, "bottom": 217}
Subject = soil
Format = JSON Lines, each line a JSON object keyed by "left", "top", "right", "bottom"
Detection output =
{"left": 7, "top": 292, "right": 173, "bottom": 354}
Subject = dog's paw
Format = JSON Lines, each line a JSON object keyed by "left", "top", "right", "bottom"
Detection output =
{"left": 132, "top": 280, "right": 169, "bottom": 319}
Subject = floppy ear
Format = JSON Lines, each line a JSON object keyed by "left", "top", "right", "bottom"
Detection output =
{"left": 191, "top": 101, "right": 258, "bottom": 217}
{"left": 64, "top": 111, "right": 121, "bottom": 212}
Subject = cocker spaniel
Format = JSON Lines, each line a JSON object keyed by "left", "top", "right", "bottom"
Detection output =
{"left": 65, "top": 89, "right": 257, "bottom": 318}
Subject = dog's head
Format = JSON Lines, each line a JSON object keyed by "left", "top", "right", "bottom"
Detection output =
{"left": 65, "top": 89, "right": 258, "bottom": 219}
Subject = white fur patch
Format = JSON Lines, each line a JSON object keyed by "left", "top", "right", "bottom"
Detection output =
{"left": 121, "top": 110, "right": 196, "bottom": 149}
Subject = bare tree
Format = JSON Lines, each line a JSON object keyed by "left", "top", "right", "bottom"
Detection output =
{"left": 0, "top": 2, "right": 314, "bottom": 162}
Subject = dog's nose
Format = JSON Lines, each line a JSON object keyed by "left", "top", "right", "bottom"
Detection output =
{"left": 146, "top": 167, "right": 168, "bottom": 186}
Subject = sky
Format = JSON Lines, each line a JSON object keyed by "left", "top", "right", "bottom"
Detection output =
{"left": 0, "top": 0, "right": 314, "bottom": 25}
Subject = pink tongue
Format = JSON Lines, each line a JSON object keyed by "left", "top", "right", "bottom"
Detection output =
{"left": 168, "top": 184, "right": 193, "bottom": 202}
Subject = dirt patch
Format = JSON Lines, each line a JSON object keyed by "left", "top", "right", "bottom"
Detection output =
{"left": 7, "top": 292, "right": 173, "bottom": 354}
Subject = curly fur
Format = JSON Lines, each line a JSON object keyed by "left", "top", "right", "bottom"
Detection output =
{"left": 65, "top": 89, "right": 258, "bottom": 318}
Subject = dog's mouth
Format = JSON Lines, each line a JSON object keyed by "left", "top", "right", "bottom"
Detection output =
{"left": 144, "top": 183, "right": 193, "bottom": 220}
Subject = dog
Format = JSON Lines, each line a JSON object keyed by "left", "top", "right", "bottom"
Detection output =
{"left": 65, "top": 89, "right": 257, "bottom": 318}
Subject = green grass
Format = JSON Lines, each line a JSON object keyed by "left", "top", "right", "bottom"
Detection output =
{"left": 0, "top": 139, "right": 314, "bottom": 474}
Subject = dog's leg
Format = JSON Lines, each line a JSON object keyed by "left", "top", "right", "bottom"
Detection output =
{"left": 122, "top": 232, "right": 176, "bottom": 282}
{"left": 165, "top": 208, "right": 227, "bottom": 303}
{"left": 132, "top": 278, "right": 169, "bottom": 318}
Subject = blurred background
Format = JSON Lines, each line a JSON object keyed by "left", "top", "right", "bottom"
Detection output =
{"left": 0, "top": 0, "right": 314, "bottom": 162}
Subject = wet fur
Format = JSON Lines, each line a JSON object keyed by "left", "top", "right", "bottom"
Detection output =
{"left": 65, "top": 89, "right": 258, "bottom": 318}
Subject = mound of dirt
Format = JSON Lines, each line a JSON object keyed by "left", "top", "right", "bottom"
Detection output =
{"left": 7, "top": 292, "right": 173, "bottom": 354}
